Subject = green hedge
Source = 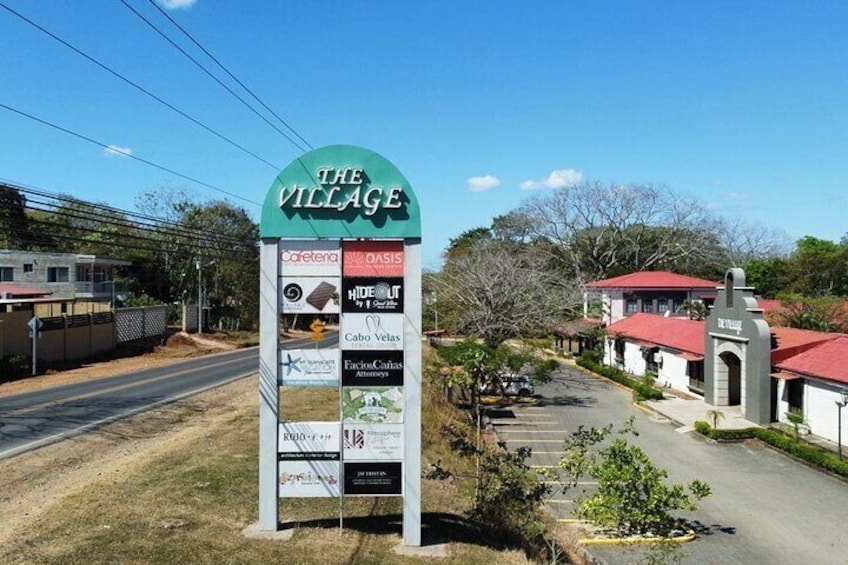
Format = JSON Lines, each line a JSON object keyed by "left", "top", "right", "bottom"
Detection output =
{"left": 694, "top": 420, "right": 848, "bottom": 479}
{"left": 576, "top": 356, "right": 664, "bottom": 401}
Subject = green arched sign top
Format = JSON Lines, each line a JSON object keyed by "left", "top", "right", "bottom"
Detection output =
{"left": 260, "top": 145, "right": 421, "bottom": 239}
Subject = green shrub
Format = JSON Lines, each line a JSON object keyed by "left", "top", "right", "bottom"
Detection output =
{"left": 0, "top": 354, "right": 31, "bottom": 382}
{"left": 576, "top": 357, "right": 664, "bottom": 400}
{"left": 694, "top": 421, "right": 848, "bottom": 478}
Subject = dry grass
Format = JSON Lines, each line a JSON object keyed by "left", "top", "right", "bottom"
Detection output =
{"left": 0, "top": 349, "right": 534, "bottom": 564}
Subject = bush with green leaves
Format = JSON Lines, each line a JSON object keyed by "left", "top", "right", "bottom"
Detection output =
{"left": 576, "top": 356, "right": 664, "bottom": 401}
{"left": 559, "top": 420, "right": 711, "bottom": 537}
{"left": 0, "top": 354, "right": 31, "bottom": 383}
{"left": 694, "top": 420, "right": 848, "bottom": 478}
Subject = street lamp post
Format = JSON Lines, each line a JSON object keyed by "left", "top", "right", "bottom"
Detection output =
{"left": 837, "top": 390, "right": 848, "bottom": 461}
{"left": 196, "top": 259, "right": 202, "bottom": 334}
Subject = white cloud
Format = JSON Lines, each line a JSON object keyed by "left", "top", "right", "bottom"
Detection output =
{"left": 158, "top": 0, "right": 197, "bottom": 10}
{"left": 520, "top": 168, "right": 583, "bottom": 190}
{"left": 725, "top": 191, "right": 748, "bottom": 201}
{"left": 466, "top": 175, "right": 501, "bottom": 192}
{"left": 104, "top": 145, "right": 133, "bottom": 157}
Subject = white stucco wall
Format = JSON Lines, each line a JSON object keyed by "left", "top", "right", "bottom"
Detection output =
{"left": 657, "top": 353, "right": 690, "bottom": 392}
{"left": 607, "top": 290, "right": 623, "bottom": 324}
{"left": 805, "top": 382, "right": 848, "bottom": 445}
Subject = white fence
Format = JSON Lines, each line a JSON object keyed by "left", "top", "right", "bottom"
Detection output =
{"left": 115, "top": 305, "right": 168, "bottom": 343}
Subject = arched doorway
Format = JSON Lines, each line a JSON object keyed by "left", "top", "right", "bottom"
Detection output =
{"left": 719, "top": 352, "right": 742, "bottom": 406}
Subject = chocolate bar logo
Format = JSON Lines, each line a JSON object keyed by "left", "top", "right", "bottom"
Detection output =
{"left": 281, "top": 278, "right": 341, "bottom": 314}
{"left": 283, "top": 283, "right": 303, "bottom": 303}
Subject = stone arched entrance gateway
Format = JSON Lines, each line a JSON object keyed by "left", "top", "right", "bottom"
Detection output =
{"left": 705, "top": 268, "right": 772, "bottom": 424}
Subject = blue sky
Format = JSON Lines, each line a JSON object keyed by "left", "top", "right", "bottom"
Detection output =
{"left": 1, "top": 1, "right": 847, "bottom": 268}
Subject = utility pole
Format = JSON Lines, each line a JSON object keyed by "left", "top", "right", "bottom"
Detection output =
{"left": 196, "top": 258, "right": 202, "bottom": 334}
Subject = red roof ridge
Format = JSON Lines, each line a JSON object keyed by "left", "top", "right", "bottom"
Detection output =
{"left": 587, "top": 271, "right": 719, "bottom": 289}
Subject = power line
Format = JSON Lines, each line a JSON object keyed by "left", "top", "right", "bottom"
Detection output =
{"left": 0, "top": 102, "right": 262, "bottom": 207}
{"left": 145, "top": 0, "right": 313, "bottom": 151}
{"left": 3, "top": 178, "right": 253, "bottom": 246}
{"left": 0, "top": 0, "right": 281, "bottom": 171}
{"left": 3, "top": 181, "right": 257, "bottom": 254}
{"left": 117, "top": 0, "right": 310, "bottom": 154}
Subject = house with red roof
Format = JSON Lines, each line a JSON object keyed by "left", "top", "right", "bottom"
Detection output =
{"left": 584, "top": 270, "right": 719, "bottom": 326}
{"left": 601, "top": 268, "right": 848, "bottom": 447}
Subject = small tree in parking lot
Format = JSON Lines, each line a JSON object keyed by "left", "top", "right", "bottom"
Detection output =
{"left": 558, "top": 419, "right": 711, "bottom": 537}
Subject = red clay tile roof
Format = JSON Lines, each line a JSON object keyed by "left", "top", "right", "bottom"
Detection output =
{"left": 776, "top": 335, "right": 848, "bottom": 385}
{"left": 555, "top": 318, "right": 604, "bottom": 337}
{"left": 606, "top": 313, "right": 706, "bottom": 355}
{"left": 770, "top": 326, "right": 841, "bottom": 364}
{"left": 586, "top": 271, "right": 718, "bottom": 290}
{"left": 0, "top": 284, "right": 53, "bottom": 298}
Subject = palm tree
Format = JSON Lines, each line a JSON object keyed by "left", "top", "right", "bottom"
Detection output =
{"left": 706, "top": 409, "right": 725, "bottom": 429}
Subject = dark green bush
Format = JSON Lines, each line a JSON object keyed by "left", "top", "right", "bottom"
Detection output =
{"left": 576, "top": 357, "right": 664, "bottom": 400}
{"left": 694, "top": 421, "right": 848, "bottom": 478}
{"left": 0, "top": 354, "right": 31, "bottom": 382}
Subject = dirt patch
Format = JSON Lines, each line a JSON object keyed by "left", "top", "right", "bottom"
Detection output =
{"left": 0, "top": 378, "right": 255, "bottom": 549}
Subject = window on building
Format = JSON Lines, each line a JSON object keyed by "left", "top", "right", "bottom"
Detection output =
{"left": 688, "top": 361, "right": 705, "bottom": 393}
{"left": 787, "top": 379, "right": 804, "bottom": 415}
{"left": 642, "top": 300, "right": 654, "bottom": 313}
{"left": 672, "top": 298, "right": 684, "bottom": 314}
{"left": 47, "top": 266, "right": 69, "bottom": 283}
{"left": 0, "top": 267, "right": 12, "bottom": 282}
{"left": 614, "top": 339, "right": 626, "bottom": 363}
{"left": 644, "top": 347, "right": 659, "bottom": 374}
{"left": 23, "top": 263, "right": 33, "bottom": 273}
{"left": 625, "top": 297, "right": 638, "bottom": 314}
{"left": 657, "top": 298, "right": 669, "bottom": 314}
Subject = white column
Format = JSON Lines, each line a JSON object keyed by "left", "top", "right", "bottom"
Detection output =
{"left": 403, "top": 238, "right": 422, "bottom": 546}
{"left": 258, "top": 239, "right": 280, "bottom": 530}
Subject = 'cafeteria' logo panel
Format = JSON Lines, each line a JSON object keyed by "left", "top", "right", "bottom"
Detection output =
{"left": 281, "top": 277, "right": 340, "bottom": 314}
{"left": 279, "top": 349, "right": 340, "bottom": 387}
{"left": 342, "top": 277, "right": 404, "bottom": 313}
{"left": 340, "top": 314, "right": 404, "bottom": 350}
{"left": 280, "top": 240, "right": 341, "bottom": 277}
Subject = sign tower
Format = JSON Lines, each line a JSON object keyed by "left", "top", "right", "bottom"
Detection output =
{"left": 258, "top": 145, "right": 422, "bottom": 546}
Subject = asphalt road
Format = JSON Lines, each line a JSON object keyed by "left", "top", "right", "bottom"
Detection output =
{"left": 0, "top": 332, "right": 338, "bottom": 460}
{"left": 491, "top": 363, "right": 848, "bottom": 565}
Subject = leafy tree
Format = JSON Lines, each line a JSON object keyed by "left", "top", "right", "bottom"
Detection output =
{"left": 787, "top": 236, "right": 848, "bottom": 296}
{"left": 770, "top": 295, "right": 847, "bottom": 332}
{"left": 681, "top": 299, "right": 709, "bottom": 321}
{"left": 559, "top": 420, "right": 711, "bottom": 537}
{"left": 0, "top": 185, "right": 43, "bottom": 249}
{"left": 444, "top": 226, "right": 493, "bottom": 259}
{"left": 746, "top": 257, "right": 792, "bottom": 298}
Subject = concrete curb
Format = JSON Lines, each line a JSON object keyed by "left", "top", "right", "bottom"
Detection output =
{"left": 579, "top": 530, "right": 696, "bottom": 546}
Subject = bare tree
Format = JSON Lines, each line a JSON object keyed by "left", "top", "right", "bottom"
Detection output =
{"left": 433, "top": 240, "right": 582, "bottom": 347}
{"left": 518, "top": 182, "right": 717, "bottom": 281}
{"left": 710, "top": 217, "right": 792, "bottom": 266}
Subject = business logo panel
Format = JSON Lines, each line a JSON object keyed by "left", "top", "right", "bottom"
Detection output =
{"left": 342, "top": 350, "right": 404, "bottom": 387}
{"left": 343, "top": 240, "right": 404, "bottom": 277}
{"left": 342, "top": 386, "right": 404, "bottom": 423}
{"left": 281, "top": 277, "right": 340, "bottom": 313}
{"left": 279, "top": 460, "right": 341, "bottom": 498}
{"left": 344, "top": 461, "right": 402, "bottom": 496}
{"left": 342, "top": 277, "right": 404, "bottom": 313}
{"left": 343, "top": 423, "right": 403, "bottom": 461}
{"left": 278, "top": 422, "right": 340, "bottom": 460}
{"left": 280, "top": 240, "right": 341, "bottom": 276}
{"left": 340, "top": 313, "right": 403, "bottom": 350}
{"left": 279, "top": 349, "right": 340, "bottom": 387}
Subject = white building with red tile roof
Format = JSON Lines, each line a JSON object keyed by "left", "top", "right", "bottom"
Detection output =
{"left": 585, "top": 270, "right": 719, "bottom": 325}
{"left": 601, "top": 269, "right": 848, "bottom": 446}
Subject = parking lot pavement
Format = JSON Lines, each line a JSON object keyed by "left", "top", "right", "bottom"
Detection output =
{"left": 490, "top": 364, "right": 848, "bottom": 564}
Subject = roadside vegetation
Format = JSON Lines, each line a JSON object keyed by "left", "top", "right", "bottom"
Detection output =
{"left": 694, "top": 421, "right": 848, "bottom": 480}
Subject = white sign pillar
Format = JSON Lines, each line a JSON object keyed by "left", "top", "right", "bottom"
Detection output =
{"left": 258, "top": 239, "right": 280, "bottom": 529}
{"left": 402, "top": 238, "right": 422, "bottom": 545}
